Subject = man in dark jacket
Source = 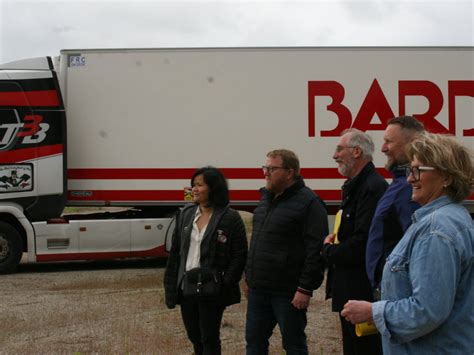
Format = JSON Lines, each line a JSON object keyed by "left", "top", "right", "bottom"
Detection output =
{"left": 365, "top": 116, "right": 424, "bottom": 296}
{"left": 245, "top": 149, "right": 328, "bottom": 355}
{"left": 323, "top": 129, "right": 387, "bottom": 355}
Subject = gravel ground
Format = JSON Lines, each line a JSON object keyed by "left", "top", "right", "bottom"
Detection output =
{"left": 0, "top": 258, "right": 342, "bottom": 354}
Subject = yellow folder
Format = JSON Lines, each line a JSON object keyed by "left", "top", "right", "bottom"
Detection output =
{"left": 333, "top": 209, "right": 342, "bottom": 244}
{"left": 355, "top": 321, "right": 378, "bottom": 337}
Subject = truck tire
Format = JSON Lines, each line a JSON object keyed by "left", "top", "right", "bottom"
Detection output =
{"left": 0, "top": 221, "right": 23, "bottom": 274}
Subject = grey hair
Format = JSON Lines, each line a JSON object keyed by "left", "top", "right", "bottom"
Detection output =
{"left": 342, "top": 128, "right": 375, "bottom": 161}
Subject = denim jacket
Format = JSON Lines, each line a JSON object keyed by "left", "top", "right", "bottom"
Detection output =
{"left": 372, "top": 195, "right": 474, "bottom": 354}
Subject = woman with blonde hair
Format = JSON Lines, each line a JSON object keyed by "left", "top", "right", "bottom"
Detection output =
{"left": 341, "top": 133, "right": 473, "bottom": 354}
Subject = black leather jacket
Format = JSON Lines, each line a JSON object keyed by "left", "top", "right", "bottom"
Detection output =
{"left": 164, "top": 204, "right": 248, "bottom": 308}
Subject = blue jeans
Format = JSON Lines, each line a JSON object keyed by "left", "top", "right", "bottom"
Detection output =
{"left": 245, "top": 289, "right": 308, "bottom": 355}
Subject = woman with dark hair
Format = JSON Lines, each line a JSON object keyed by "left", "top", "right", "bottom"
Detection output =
{"left": 164, "top": 166, "right": 248, "bottom": 355}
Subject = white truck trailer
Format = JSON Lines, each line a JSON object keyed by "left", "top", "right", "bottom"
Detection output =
{"left": 0, "top": 47, "right": 472, "bottom": 273}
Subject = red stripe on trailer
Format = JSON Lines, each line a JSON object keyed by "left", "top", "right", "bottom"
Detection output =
{"left": 66, "top": 189, "right": 474, "bottom": 202}
{"left": 68, "top": 168, "right": 199, "bottom": 180}
{"left": 67, "top": 168, "right": 391, "bottom": 179}
{"left": 68, "top": 190, "right": 185, "bottom": 201}
{"left": 0, "top": 144, "right": 63, "bottom": 163}
{"left": 36, "top": 244, "right": 168, "bottom": 262}
{"left": 0, "top": 90, "right": 60, "bottom": 107}
{"left": 67, "top": 189, "right": 344, "bottom": 201}
{"left": 232, "top": 190, "right": 343, "bottom": 201}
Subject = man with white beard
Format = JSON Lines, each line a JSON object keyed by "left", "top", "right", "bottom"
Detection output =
{"left": 322, "top": 128, "right": 387, "bottom": 355}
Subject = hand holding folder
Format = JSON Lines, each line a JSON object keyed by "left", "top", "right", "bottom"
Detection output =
{"left": 341, "top": 299, "right": 379, "bottom": 337}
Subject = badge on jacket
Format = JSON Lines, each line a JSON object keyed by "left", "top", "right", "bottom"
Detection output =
{"left": 217, "top": 229, "right": 227, "bottom": 243}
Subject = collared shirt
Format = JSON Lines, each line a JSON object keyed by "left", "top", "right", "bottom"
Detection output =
{"left": 372, "top": 195, "right": 474, "bottom": 354}
{"left": 366, "top": 167, "right": 419, "bottom": 288}
{"left": 185, "top": 208, "right": 211, "bottom": 271}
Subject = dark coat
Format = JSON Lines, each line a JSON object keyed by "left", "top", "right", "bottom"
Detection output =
{"left": 245, "top": 177, "right": 328, "bottom": 295}
{"left": 164, "top": 204, "right": 248, "bottom": 309}
{"left": 323, "top": 162, "right": 388, "bottom": 311}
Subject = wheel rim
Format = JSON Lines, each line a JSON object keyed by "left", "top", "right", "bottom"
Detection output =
{"left": 0, "top": 234, "right": 10, "bottom": 261}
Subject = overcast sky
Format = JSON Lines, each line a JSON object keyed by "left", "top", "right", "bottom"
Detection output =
{"left": 0, "top": 0, "right": 472, "bottom": 63}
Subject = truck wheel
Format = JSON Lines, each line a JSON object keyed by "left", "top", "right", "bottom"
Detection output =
{"left": 0, "top": 222, "right": 23, "bottom": 274}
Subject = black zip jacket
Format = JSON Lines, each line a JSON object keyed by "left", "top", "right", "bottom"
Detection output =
{"left": 245, "top": 177, "right": 328, "bottom": 295}
{"left": 323, "top": 161, "right": 388, "bottom": 311}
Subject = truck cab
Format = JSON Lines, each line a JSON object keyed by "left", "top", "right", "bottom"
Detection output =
{"left": 0, "top": 57, "right": 66, "bottom": 272}
{"left": 0, "top": 57, "right": 172, "bottom": 273}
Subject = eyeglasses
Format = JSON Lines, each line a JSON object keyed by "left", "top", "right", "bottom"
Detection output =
{"left": 405, "top": 166, "right": 435, "bottom": 181}
{"left": 335, "top": 145, "right": 357, "bottom": 153}
{"left": 262, "top": 166, "right": 289, "bottom": 174}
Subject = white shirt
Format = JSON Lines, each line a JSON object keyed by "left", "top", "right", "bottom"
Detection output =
{"left": 185, "top": 208, "right": 211, "bottom": 271}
